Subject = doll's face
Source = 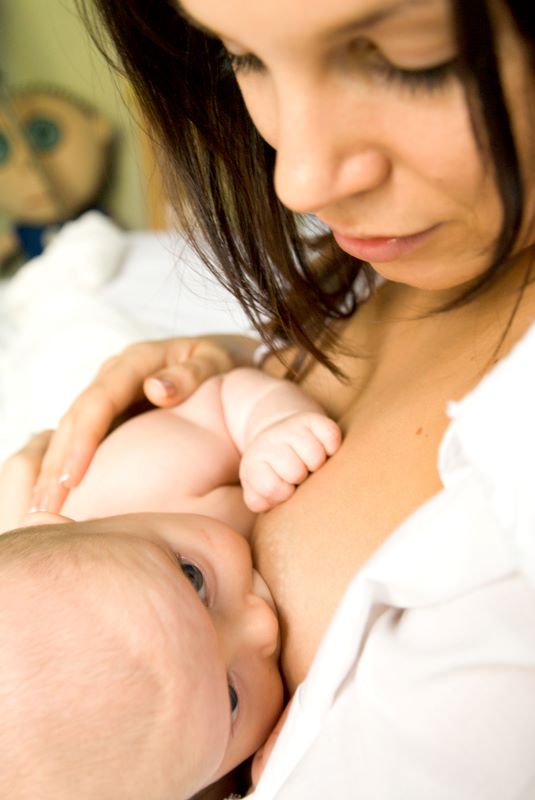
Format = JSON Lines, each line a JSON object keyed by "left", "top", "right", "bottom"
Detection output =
{"left": 0, "top": 91, "right": 112, "bottom": 224}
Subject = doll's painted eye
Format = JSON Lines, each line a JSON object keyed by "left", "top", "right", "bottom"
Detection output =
{"left": 25, "top": 117, "right": 62, "bottom": 153}
{"left": 0, "top": 132, "right": 9, "bottom": 165}
{"left": 229, "top": 684, "right": 239, "bottom": 721}
{"left": 179, "top": 559, "right": 208, "bottom": 603}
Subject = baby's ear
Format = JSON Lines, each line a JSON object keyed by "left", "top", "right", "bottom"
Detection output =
{"left": 20, "top": 511, "right": 73, "bottom": 528}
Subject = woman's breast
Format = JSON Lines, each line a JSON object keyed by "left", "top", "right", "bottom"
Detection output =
{"left": 251, "top": 402, "right": 447, "bottom": 693}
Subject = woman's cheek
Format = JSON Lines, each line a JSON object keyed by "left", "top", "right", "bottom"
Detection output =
{"left": 238, "top": 76, "right": 278, "bottom": 148}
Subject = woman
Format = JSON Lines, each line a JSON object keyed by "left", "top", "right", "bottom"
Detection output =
{"left": 5, "top": 0, "right": 535, "bottom": 796}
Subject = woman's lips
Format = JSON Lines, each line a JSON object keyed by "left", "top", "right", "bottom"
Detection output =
{"left": 332, "top": 224, "right": 439, "bottom": 263}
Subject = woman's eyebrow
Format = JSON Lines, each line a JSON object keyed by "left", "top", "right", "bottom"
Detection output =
{"left": 174, "top": 0, "right": 220, "bottom": 38}
{"left": 322, "top": 0, "right": 439, "bottom": 40}
{"left": 174, "top": 0, "right": 436, "bottom": 42}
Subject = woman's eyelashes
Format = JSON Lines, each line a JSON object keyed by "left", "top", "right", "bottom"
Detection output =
{"left": 179, "top": 558, "right": 208, "bottom": 603}
{"left": 346, "top": 39, "right": 458, "bottom": 92}
{"left": 221, "top": 39, "right": 458, "bottom": 93}
{"left": 221, "top": 50, "right": 263, "bottom": 78}
{"left": 371, "top": 56, "right": 458, "bottom": 91}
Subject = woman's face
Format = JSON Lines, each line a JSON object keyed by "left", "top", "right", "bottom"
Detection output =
{"left": 178, "top": 0, "right": 535, "bottom": 293}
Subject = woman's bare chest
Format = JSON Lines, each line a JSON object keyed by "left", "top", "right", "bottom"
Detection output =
{"left": 256, "top": 270, "right": 535, "bottom": 690}
{"left": 254, "top": 346, "right": 481, "bottom": 691}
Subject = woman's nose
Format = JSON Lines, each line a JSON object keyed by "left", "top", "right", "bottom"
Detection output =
{"left": 272, "top": 87, "right": 391, "bottom": 215}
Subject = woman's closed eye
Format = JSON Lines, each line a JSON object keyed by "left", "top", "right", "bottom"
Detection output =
{"left": 220, "top": 38, "right": 458, "bottom": 94}
{"left": 344, "top": 39, "right": 458, "bottom": 93}
{"left": 179, "top": 559, "right": 208, "bottom": 603}
{"left": 375, "top": 56, "right": 458, "bottom": 91}
{"left": 220, "top": 49, "right": 264, "bottom": 78}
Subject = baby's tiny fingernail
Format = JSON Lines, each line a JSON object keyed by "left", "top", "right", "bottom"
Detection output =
{"left": 147, "top": 377, "right": 177, "bottom": 397}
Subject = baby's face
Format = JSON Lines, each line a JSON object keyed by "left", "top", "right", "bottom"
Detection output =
{"left": 35, "top": 511, "right": 283, "bottom": 795}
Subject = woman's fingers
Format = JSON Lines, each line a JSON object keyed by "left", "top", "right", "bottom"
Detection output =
{"left": 0, "top": 431, "right": 53, "bottom": 532}
{"left": 143, "top": 339, "right": 238, "bottom": 406}
{"left": 31, "top": 335, "right": 255, "bottom": 512}
{"left": 32, "top": 349, "right": 155, "bottom": 507}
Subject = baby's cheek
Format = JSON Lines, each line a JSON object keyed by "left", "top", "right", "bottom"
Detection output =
{"left": 251, "top": 743, "right": 269, "bottom": 788}
{"left": 250, "top": 700, "right": 292, "bottom": 788}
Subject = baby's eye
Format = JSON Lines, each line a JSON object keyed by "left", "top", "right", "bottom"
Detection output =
{"left": 179, "top": 559, "right": 207, "bottom": 603}
{"left": 228, "top": 684, "right": 239, "bottom": 721}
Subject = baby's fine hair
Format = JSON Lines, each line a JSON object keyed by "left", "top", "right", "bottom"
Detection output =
{"left": 0, "top": 524, "right": 192, "bottom": 800}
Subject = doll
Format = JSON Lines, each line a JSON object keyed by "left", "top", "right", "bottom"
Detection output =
{"left": 0, "top": 85, "right": 113, "bottom": 265}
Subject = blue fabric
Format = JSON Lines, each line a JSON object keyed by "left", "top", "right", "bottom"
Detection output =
{"left": 14, "top": 207, "right": 106, "bottom": 261}
{"left": 15, "top": 224, "right": 47, "bottom": 260}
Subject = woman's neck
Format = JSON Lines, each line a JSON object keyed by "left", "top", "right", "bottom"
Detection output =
{"left": 374, "top": 246, "right": 535, "bottom": 320}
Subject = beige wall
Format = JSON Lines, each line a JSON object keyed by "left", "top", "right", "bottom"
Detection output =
{"left": 1, "top": 0, "right": 147, "bottom": 229}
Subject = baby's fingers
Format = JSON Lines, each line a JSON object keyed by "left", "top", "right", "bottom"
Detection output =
{"left": 277, "top": 415, "right": 341, "bottom": 476}
{"left": 300, "top": 415, "right": 343, "bottom": 461}
{"left": 241, "top": 459, "right": 297, "bottom": 512}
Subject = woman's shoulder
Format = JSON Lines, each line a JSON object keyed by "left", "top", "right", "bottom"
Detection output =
{"left": 434, "top": 318, "right": 535, "bottom": 578}
{"left": 439, "top": 318, "right": 534, "bottom": 537}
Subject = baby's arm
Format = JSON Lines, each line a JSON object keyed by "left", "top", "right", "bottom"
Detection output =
{"left": 219, "top": 369, "right": 342, "bottom": 512}
{"left": 61, "top": 368, "right": 340, "bottom": 524}
{"left": 61, "top": 376, "right": 254, "bottom": 533}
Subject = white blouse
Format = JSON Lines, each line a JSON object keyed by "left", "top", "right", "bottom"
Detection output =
{"left": 252, "top": 323, "right": 535, "bottom": 800}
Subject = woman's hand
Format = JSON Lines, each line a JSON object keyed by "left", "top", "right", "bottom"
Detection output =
{"left": 30, "top": 334, "right": 258, "bottom": 514}
{"left": 0, "top": 431, "right": 53, "bottom": 533}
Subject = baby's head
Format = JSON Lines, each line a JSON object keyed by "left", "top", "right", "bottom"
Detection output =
{"left": 0, "top": 512, "right": 282, "bottom": 799}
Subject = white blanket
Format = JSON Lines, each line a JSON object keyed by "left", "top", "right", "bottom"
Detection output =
{"left": 0, "top": 212, "right": 251, "bottom": 462}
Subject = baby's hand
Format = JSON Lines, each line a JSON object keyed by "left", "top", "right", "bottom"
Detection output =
{"left": 239, "top": 412, "right": 341, "bottom": 512}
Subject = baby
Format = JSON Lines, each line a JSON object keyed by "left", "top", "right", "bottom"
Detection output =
{"left": 0, "top": 368, "right": 341, "bottom": 800}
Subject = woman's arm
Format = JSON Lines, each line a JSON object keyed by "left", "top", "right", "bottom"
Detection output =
{"left": 10, "top": 335, "right": 259, "bottom": 518}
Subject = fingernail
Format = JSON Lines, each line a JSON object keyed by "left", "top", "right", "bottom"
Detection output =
{"left": 58, "top": 457, "right": 73, "bottom": 489}
{"left": 30, "top": 490, "right": 40, "bottom": 513}
{"left": 30, "top": 490, "right": 48, "bottom": 513}
{"left": 147, "top": 377, "right": 177, "bottom": 397}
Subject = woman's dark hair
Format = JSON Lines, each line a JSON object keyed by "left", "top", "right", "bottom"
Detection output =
{"left": 79, "top": 0, "right": 534, "bottom": 373}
